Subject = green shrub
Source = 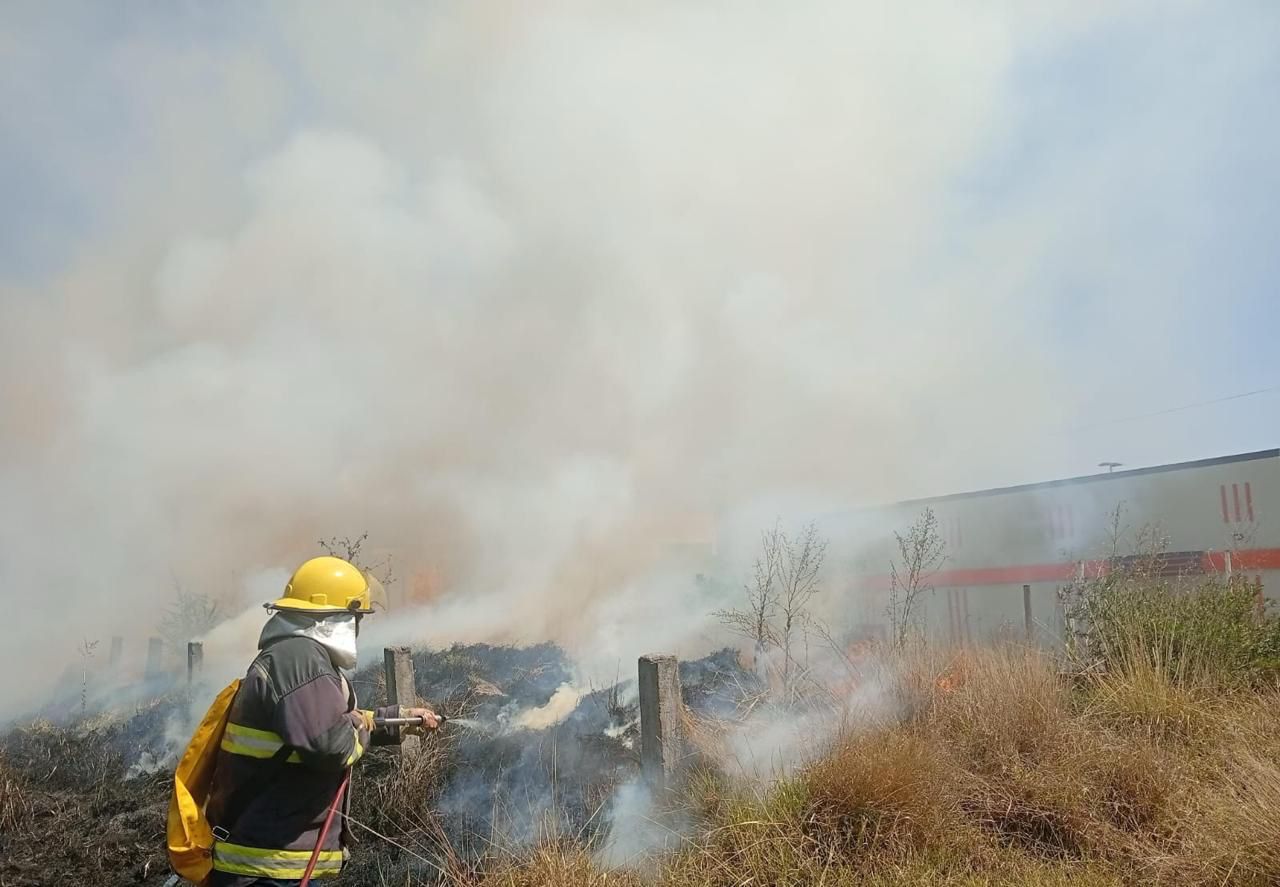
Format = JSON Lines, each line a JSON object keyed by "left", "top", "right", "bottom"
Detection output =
{"left": 1064, "top": 572, "right": 1280, "bottom": 688}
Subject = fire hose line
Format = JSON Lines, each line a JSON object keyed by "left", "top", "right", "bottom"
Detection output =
{"left": 300, "top": 716, "right": 452, "bottom": 884}
{"left": 300, "top": 773, "right": 349, "bottom": 886}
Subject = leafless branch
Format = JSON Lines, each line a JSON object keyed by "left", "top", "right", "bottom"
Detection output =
{"left": 716, "top": 521, "right": 828, "bottom": 704}
{"left": 886, "top": 507, "right": 946, "bottom": 651}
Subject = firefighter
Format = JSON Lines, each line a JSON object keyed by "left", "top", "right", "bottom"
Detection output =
{"left": 206, "top": 556, "right": 439, "bottom": 885}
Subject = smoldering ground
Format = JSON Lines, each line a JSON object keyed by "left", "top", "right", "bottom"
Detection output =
{"left": 0, "top": 640, "right": 778, "bottom": 885}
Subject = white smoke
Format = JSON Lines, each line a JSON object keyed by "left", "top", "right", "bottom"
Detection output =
{"left": 596, "top": 780, "right": 681, "bottom": 870}
{"left": 513, "top": 682, "right": 583, "bottom": 730}
{"left": 1, "top": 2, "right": 1277, "bottom": 713}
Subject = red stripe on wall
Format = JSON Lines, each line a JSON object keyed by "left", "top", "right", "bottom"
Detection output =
{"left": 856, "top": 548, "right": 1280, "bottom": 591}
{"left": 1233, "top": 484, "right": 1242, "bottom": 522}
{"left": 860, "top": 560, "right": 1099, "bottom": 590}
{"left": 1203, "top": 549, "right": 1280, "bottom": 572}
{"left": 1246, "top": 482, "right": 1255, "bottom": 522}
{"left": 1221, "top": 485, "right": 1230, "bottom": 523}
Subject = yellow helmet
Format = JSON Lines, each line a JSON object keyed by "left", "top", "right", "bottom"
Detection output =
{"left": 268, "top": 556, "right": 373, "bottom": 614}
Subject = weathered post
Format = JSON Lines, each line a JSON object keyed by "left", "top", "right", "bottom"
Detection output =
{"left": 145, "top": 637, "right": 164, "bottom": 681}
{"left": 187, "top": 642, "right": 204, "bottom": 685}
{"left": 383, "top": 646, "right": 420, "bottom": 752}
{"left": 108, "top": 636, "right": 123, "bottom": 668}
{"left": 1023, "top": 584, "right": 1033, "bottom": 642}
{"left": 638, "top": 653, "right": 683, "bottom": 792}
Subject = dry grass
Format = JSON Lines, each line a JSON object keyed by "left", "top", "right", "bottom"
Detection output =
{"left": 1180, "top": 752, "right": 1280, "bottom": 886}
{"left": 1087, "top": 656, "right": 1219, "bottom": 744}
{"left": 1, "top": 638, "right": 1257, "bottom": 887}
{"left": 0, "top": 755, "right": 30, "bottom": 834}
{"left": 7, "top": 600, "right": 1279, "bottom": 886}
{"left": 456, "top": 642, "right": 1280, "bottom": 887}
{"left": 804, "top": 730, "right": 970, "bottom": 861}
{"left": 478, "top": 844, "right": 645, "bottom": 887}
{"left": 2, "top": 638, "right": 1225, "bottom": 886}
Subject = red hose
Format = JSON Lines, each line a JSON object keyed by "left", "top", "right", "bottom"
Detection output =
{"left": 300, "top": 771, "right": 350, "bottom": 886}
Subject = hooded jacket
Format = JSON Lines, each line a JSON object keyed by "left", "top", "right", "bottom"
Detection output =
{"left": 206, "top": 623, "right": 403, "bottom": 883}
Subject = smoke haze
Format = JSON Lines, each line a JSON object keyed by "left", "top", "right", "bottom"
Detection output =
{"left": 2, "top": 2, "right": 1278, "bottom": 711}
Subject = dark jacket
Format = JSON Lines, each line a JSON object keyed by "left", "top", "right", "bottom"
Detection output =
{"left": 206, "top": 635, "right": 401, "bottom": 883}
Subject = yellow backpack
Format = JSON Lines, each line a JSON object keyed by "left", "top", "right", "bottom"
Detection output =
{"left": 167, "top": 679, "right": 240, "bottom": 886}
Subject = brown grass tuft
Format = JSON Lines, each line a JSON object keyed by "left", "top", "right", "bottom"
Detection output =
{"left": 926, "top": 647, "right": 1069, "bottom": 768}
{"left": 804, "top": 730, "right": 969, "bottom": 860}
{"left": 478, "top": 843, "right": 645, "bottom": 887}
{"left": 1177, "top": 752, "right": 1280, "bottom": 886}
{"left": 0, "top": 755, "right": 31, "bottom": 834}
{"left": 1087, "top": 650, "right": 1220, "bottom": 745}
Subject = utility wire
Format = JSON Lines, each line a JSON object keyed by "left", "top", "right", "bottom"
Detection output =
{"left": 1069, "top": 385, "right": 1280, "bottom": 432}
{"left": 339, "top": 811, "right": 450, "bottom": 878}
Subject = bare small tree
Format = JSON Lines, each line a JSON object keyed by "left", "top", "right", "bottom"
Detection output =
{"left": 1105, "top": 502, "right": 1126, "bottom": 559}
{"left": 77, "top": 638, "right": 98, "bottom": 718}
{"left": 716, "top": 521, "right": 827, "bottom": 701}
{"left": 715, "top": 524, "right": 783, "bottom": 655}
{"left": 319, "top": 532, "right": 395, "bottom": 585}
{"left": 886, "top": 508, "right": 946, "bottom": 651}
{"left": 318, "top": 532, "right": 370, "bottom": 565}
{"left": 159, "top": 583, "right": 222, "bottom": 653}
{"left": 775, "top": 523, "right": 827, "bottom": 693}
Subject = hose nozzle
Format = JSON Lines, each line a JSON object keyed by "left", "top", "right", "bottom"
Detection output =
{"left": 373, "top": 715, "right": 449, "bottom": 727}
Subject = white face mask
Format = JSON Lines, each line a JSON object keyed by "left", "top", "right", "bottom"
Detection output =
{"left": 259, "top": 611, "right": 360, "bottom": 670}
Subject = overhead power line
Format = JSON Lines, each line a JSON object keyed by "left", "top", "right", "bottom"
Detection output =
{"left": 1070, "top": 385, "right": 1280, "bottom": 432}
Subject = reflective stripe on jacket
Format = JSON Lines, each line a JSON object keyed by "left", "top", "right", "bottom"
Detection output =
{"left": 206, "top": 634, "right": 402, "bottom": 881}
{"left": 220, "top": 720, "right": 366, "bottom": 766}
{"left": 212, "top": 841, "right": 346, "bottom": 879}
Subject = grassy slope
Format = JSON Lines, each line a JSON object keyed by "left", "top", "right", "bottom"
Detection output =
{"left": 463, "top": 575, "right": 1280, "bottom": 886}
{"left": 474, "top": 645, "right": 1280, "bottom": 886}
{"left": 4, "top": 576, "right": 1280, "bottom": 886}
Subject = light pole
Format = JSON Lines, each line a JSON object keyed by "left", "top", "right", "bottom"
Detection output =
{"left": 1098, "top": 461, "right": 1122, "bottom": 473}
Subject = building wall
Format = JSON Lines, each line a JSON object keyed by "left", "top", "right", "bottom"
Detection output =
{"left": 823, "top": 450, "right": 1280, "bottom": 646}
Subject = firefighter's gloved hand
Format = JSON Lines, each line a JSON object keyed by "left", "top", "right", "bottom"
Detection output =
{"left": 401, "top": 707, "right": 440, "bottom": 735}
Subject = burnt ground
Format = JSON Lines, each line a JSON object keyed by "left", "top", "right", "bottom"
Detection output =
{"left": 0, "top": 699, "right": 180, "bottom": 886}
{"left": 0, "top": 644, "right": 759, "bottom": 886}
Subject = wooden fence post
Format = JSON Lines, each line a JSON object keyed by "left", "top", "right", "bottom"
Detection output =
{"left": 1023, "top": 584, "right": 1033, "bottom": 642}
{"left": 639, "top": 653, "right": 683, "bottom": 792}
{"left": 384, "top": 646, "right": 420, "bottom": 752}
{"left": 187, "top": 642, "right": 204, "bottom": 685}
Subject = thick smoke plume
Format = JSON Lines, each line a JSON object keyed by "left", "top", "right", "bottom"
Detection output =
{"left": 1, "top": 2, "right": 1277, "bottom": 713}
